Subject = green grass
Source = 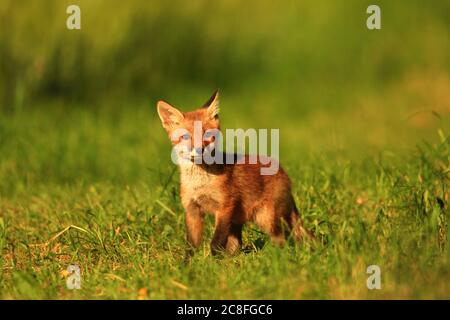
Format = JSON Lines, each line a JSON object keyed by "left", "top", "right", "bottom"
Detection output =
{"left": 0, "top": 86, "right": 449, "bottom": 299}
{"left": 0, "top": 0, "right": 450, "bottom": 300}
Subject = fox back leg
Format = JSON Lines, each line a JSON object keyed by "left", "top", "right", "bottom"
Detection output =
{"left": 288, "top": 208, "right": 314, "bottom": 242}
{"left": 253, "top": 204, "right": 287, "bottom": 245}
{"left": 254, "top": 200, "right": 311, "bottom": 245}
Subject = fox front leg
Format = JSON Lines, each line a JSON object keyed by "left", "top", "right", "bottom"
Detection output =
{"left": 210, "top": 210, "right": 234, "bottom": 256}
{"left": 185, "top": 203, "right": 204, "bottom": 251}
{"left": 225, "top": 223, "right": 243, "bottom": 255}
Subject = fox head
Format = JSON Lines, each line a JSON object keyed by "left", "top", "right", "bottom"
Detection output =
{"left": 157, "top": 90, "right": 221, "bottom": 163}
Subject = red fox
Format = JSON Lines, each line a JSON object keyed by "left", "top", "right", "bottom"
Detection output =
{"left": 157, "top": 90, "right": 312, "bottom": 255}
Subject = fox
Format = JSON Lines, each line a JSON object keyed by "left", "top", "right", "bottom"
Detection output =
{"left": 156, "top": 90, "right": 312, "bottom": 255}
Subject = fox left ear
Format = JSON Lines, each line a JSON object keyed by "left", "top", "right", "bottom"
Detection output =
{"left": 203, "top": 90, "right": 220, "bottom": 120}
{"left": 157, "top": 100, "right": 184, "bottom": 131}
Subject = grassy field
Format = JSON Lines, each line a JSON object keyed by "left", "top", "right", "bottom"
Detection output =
{"left": 0, "top": 89, "right": 448, "bottom": 299}
{"left": 0, "top": 1, "right": 450, "bottom": 299}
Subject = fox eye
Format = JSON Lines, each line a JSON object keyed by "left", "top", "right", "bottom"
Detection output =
{"left": 181, "top": 133, "right": 190, "bottom": 140}
{"left": 204, "top": 131, "right": 216, "bottom": 139}
{"left": 204, "top": 131, "right": 216, "bottom": 143}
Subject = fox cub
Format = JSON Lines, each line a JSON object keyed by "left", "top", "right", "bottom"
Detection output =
{"left": 157, "top": 90, "right": 312, "bottom": 255}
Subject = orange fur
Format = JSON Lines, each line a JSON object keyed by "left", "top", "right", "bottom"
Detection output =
{"left": 157, "top": 91, "right": 312, "bottom": 255}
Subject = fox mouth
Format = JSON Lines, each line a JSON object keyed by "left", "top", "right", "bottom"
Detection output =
{"left": 177, "top": 152, "right": 203, "bottom": 163}
{"left": 190, "top": 155, "right": 203, "bottom": 162}
{"left": 189, "top": 148, "right": 205, "bottom": 161}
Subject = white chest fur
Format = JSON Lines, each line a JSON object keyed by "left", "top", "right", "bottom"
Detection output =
{"left": 178, "top": 162, "right": 223, "bottom": 211}
{"left": 179, "top": 163, "right": 214, "bottom": 190}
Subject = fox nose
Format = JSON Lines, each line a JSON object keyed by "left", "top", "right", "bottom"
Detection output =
{"left": 190, "top": 147, "right": 203, "bottom": 157}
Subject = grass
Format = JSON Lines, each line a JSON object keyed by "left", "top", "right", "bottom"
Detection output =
{"left": 0, "top": 0, "right": 449, "bottom": 300}
{"left": 0, "top": 82, "right": 449, "bottom": 299}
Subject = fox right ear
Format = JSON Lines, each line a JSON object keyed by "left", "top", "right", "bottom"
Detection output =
{"left": 202, "top": 90, "right": 220, "bottom": 120}
{"left": 157, "top": 100, "right": 184, "bottom": 131}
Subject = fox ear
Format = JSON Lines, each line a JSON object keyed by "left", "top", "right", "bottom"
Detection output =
{"left": 202, "top": 90, "right": 220, "bottom": 120}
{"left": 157, "top": 100, "right": 184, "bottom": 131}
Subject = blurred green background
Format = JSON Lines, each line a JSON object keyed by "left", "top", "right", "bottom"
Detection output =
{"left": 2, "top": 0, "right": 450, "bottom": 110}
{"left": 0, "top": 0, "right": 449, "bottom": 299}
{"left": 1, "top": 0, "right": 449, "bottom": 191}
{"left": 1, "top": 0, "right": 449, "bottom": 106}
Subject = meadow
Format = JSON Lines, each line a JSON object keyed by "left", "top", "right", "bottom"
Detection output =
{"left": 0, "top": 0, "right": 449, "bottom": 299}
